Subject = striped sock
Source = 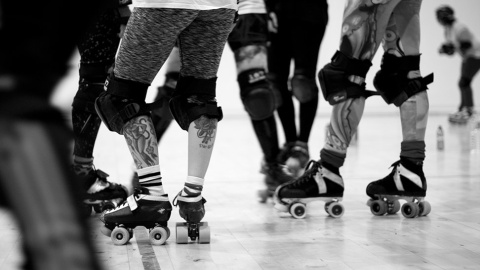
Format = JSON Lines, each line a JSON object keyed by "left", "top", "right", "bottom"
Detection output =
{"left": 137, "top": 165, "right": 165, "bottom": 196}
{"left": 180, "top": 176, "right": 204, "bottom": 197}
{"left": 73, "top": 156, "right": 94, "bottom": 176}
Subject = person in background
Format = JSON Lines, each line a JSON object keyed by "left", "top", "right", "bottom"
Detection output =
{"left": 436, "top": 5, "right": 480, "bottom": 124}
{"left": 266, "top": 0, "right": 329, "bottom": 177}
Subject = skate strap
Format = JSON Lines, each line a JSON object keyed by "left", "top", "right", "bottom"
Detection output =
{"left": 127, "top": 195, "right": 138, "bottom": 211}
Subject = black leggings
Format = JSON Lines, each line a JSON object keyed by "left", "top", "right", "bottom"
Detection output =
{"left": 459, "top": 56, "right": 480, "bottom": 109}
{"left": 268, "top": 0, "right": 328, "bottom": 143}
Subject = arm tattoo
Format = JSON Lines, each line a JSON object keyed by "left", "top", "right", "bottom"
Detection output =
{"left": 123, "top": 116, "right": 158, "bottom": 168}
{"left": 194, "top": 116, "right": 217, "bottom": 148}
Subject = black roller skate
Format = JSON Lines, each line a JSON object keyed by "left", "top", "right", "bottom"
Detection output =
{"left": 100, "top": 188, "right": 172, "bottom": 245}
{"left": 258, "top": 161, "right": 295, "bottom": 203}
{"left": 274, "top": 160, "right": 344, "bottom": 219}
{"left": 79, "top": 168, "right": 128, "bottom": 216}
{"left": 173, "top": 192, "right": 210, "bottom": 244}
{"left": 366, "top": 159, "right": 431, "bottom": 218}
{"left": 277, "top": 141, "right": 310, "bottom": 177}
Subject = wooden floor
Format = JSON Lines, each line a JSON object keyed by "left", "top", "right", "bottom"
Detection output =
{"left": 1, "top": 109, "right": 479, "bottom": 270}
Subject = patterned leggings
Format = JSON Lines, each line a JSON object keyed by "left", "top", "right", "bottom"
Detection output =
{"left": 115, "top": 8, "right": 236, "bottom": 84}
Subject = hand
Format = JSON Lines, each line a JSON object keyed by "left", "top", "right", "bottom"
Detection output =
{"left": 439, "top": 43, "right": 455, "bottom": 55}
{"left": 268, "top": 12, "right": 278, "bottom": 33}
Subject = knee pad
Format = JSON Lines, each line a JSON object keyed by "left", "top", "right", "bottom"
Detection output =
{"left": 95, "top": 75, "right": 160, "bottom": 134}
{"left": 374, "top": 53, "right": 434, "bottom": 107}
{"left": 169, "top": 76, "right": 223, "bottom": 131}
{"left": 238, "top": 68, "right": 276, "bottom": 120}
{"left": 72, "top": 64, "right": 112, "bottom": 113}
{"left": 290, "top": 74, "right": 319, "bottom": 103}
{"left": 458, "top": 76, "right": 471, "bottom": 90}
{"left": 318, "top": 51, "right": 376, "bottom": 105}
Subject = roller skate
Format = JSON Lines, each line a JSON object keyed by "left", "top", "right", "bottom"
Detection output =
{"left": 448, "top": 107, "right": 474, "bottom": 124}
{"left": 79, "top": 168, "right": 128, "bottom": 216}
{"left": 274, "top": 160, "right": 344, "bottom": 219}
{"left": 257, "top": 161, "right": 295, "bottom": 203}
{"left": 366, "top": 159, "right": 431, "bottom": 218}
{"left": 173, "top": 192, "right": 210, "bottom": 244}
{"left": 277, "top": 141, "right": 310, "bottom": 177}
{"left": 100, "top": 187, "right": 172, "bottom": 245}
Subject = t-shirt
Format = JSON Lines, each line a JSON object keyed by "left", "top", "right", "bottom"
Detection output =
{"left": 238, "top": 0, "right": 266, "bottom": 15}
{"left": 133, "top": 0, "right": 237, "bottom": 10}
{"left": 444, "top": 21, "right": 480, "bottom": 58}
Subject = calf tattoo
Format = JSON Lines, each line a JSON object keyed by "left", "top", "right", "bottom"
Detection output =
{"left": 123, "top": 116, "right": 158, "bottom": 168}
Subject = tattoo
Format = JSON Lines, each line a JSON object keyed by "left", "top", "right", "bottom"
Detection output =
{"left": 194, "top": 116, "right": 217, "bottom": 147}
{"left": 123, "top": 116, "right": 158, "bottom": 168}
{"left": 383, "top": 16, "right": 405, "bottom": 56}
{"left": 340, "top": 0, "right": 394, "bottom": 59}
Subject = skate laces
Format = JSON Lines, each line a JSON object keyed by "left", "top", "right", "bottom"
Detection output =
{"left": 289, "top": 160, "right": 320, "bottom": 188}
{"left": 173, "top": 191, "right": 205, "bottom": 206}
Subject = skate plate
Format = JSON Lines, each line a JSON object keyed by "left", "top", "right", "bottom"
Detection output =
{"left": 102, "top": 222, "right": 170, "bottom": 246}
{"left": 274, "top": 197, "right": 344, "bottom": 219}
{"left": 176, "top": 222, "right": 210, "bottom": 244}
{"left": 367, "top": 194, "right": 431, "bottom": 218}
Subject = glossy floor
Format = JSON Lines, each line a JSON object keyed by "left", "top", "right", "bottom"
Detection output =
{"left": 1, "top": 110, "right": 479, "bottom": 270}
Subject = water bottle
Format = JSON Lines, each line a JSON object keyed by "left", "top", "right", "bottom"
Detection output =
{"left": 470, "top": 120, "right": 480, "bottom": 153}
{"left": 437, "top": 125, "right": 444, "bottom": 150}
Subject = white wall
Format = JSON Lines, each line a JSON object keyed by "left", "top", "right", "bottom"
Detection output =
{"left": 52, "top": 0, "right": 480, "bottom": 117}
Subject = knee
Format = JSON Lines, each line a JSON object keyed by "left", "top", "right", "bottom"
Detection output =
{"left": 291, "top": 74, "right": 319, "bottom": 103}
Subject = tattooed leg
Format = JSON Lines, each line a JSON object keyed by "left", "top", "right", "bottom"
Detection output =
{"left": 187, "top": 116, "right": 218, "bottom": 178}
{"left": 124, "top": 115, "right": 164, "bottom": 195}
{"left": 387, "top": 0, "right": 428, "bottom": 163}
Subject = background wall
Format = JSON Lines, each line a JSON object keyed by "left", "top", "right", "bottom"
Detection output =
{"left": 52, "top": 0, "right": 480, "bottom": 117}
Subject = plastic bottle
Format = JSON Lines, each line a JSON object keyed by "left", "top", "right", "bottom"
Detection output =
{"left": 437, "top": 125, "right": 444, "bottom": 150}
{"left": 470, "top": 121, "right": 480, "bottom": 153}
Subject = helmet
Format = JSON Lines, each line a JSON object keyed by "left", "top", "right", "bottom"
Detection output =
{"left": 436, "top": 5, "right": 455, "bottom": 25}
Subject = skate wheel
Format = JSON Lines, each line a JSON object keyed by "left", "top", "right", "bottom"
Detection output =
{"left": 111, "top": 227, "right": 130, "bottom": 245}
{"left": 176, "top": 223, "right": 189, "bottom": 244}
{"left": 289, "top": 202, "right": 306, "bottom": 219}
{"left": 401, "top": 202, "right": 419, "bottom": 218}
{"left": 418, "top": 201, "right": 431, "bottom": 216}
{"left": 149, "top": 226, "right": 169, "bottom": 245}
{"left": 387, "top": 200, "right": 401, "bottom": 215}
{"left": 128, "top": 228, "right": 134, "bottom": 239}
{"left": 198, "top": 222, "right": 210, "bottom": 244}
{"left": 100, "top": 226, "right": 112, "bottom": 237}
{"left": 165, "top": 227, "right": 171, "bottom": 239}
{"left": 327, "top": 202, "right": 344, "bottom": 218}
{"left": 370, "top": 200, "right": 387, "bottom": 216}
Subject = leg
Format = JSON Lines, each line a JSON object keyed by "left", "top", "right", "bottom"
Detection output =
{"left": 267, "top": 2, "right": 297, "bottom": 143}
{"left": 366, "top": 1, "right": 431, "bottom": 218}
{"left": 73, "top": 8, "right": 128, "bottom": 213}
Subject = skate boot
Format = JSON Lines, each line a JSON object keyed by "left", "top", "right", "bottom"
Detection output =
{"left": 258, "top": 161, "right": 295, "bottom": 203}
{"left": 173, "top": 192, "right": 210, "bottom": 244}
{"left": 366, "top": 159, "right": 431, "bottom": 218}
{"left": 100, "top": 187, "right": 172, "bottom": 245}
{"left": 274, "top": 160, "right": 344, "bottom": 219}
{"left": 448, "top": 107, "right": 474, "bottom": 124}
{"left": 277, "top": 141, "right": 310, "bottom": 177}
{"left": 79, "top": 168, "right": 128, "bottom": 216}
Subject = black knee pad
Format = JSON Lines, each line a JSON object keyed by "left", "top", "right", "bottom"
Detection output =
{"left": 238, "top": 68, "right": 276, "bottom": 120}
{"left": 374, "top": 53, "right": 433, "bottom": 107}
{"left": 95, "top": 75, "right": 159, "bottom": 134}
{"left": 169, "top": 76, "right": 223, "bottom": 131}
{"left": 72, "top": 64, "right": 112, "bottom": 113}
{"left": 318, "top": 51, "right": 375, "bottom": 105}
{"left": 291, "top": 73, "right": 319, "bottom": 103}
{"left": 458, "top": 76, "right": 471, "bottom": 89}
